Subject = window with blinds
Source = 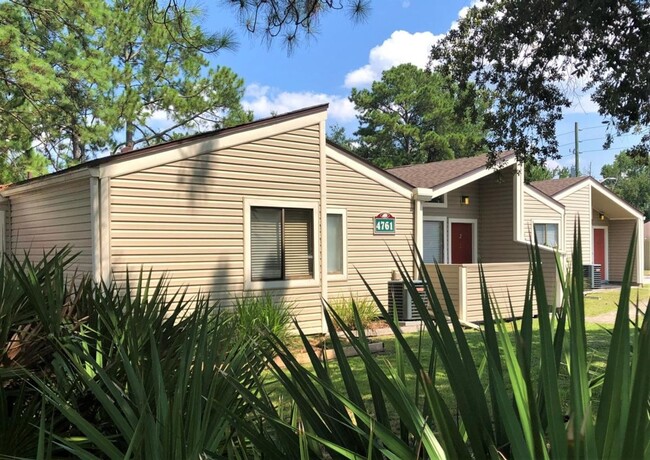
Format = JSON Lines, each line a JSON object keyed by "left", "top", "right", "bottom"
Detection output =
{"left": 533, "top": 223, "right": 559, "bottom": 248}
{"left": 251, "top": 206, "right": 314, "bottom": 281}
{"left": 423, "top": 220, "right": 444, "bottom": 263}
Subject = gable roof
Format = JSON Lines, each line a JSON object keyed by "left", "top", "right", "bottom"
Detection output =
{"left": 2, "top": 104, "right": 329, "bottom": 193}
{"left": 386, "top": 152, "right": 516, "bottom": 189}
{"left": 533, "top": 175, "right": 643, "bottom": 219}
{"left": 530, "top": 176, "right": 589, "bottom": 197}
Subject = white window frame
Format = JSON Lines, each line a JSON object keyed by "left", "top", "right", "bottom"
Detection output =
{"left": 244, "top": 198, "right": 320, "bottom": 290}
{"left": 532, "top": 220, "right": 561, "bottom": 251}
{"left": 592, "top": 225, "right": 609, "bottom": 281}
{"left": 423, "top": 216, "right": 447, "bottom": 264}
{"left": 326, "top": 208, "right": 347, "bottom": 281}
{"left": 423, "top": 193, "right": 447, "bottom": 208}
{"left": 448, "top": 218, "right": 478, "bottom": 264}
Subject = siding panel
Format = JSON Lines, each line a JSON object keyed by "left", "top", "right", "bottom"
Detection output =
{"left": 608, "top": 219, "right": 638, "bottom": 283}
{"left": 560, "top": 186, "right": 591, "bottom": 263}
{"left": 10, "top": 180, "right": 92, "bottom": 276}
{"left": 111, "top": 125, "right": 324, "bottom": 334}
{"left": 326, "top": 155, "right": 413, "bottom": 306}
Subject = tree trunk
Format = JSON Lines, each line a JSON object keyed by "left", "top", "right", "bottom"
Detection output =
{"left": 71, "top": 123, "right": 86, "bottom": 163}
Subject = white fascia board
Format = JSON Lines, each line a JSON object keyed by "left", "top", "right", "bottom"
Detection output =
{"left": 325, "top": 145, "right": 412, "bottom": 199}
{"left": 100, "top": 111, "right": 327, "bottom": 179}
{"left": 430, "top": 156, "right": 518, "bottom": 197}
{"left": 1, "top": 168, "right": 93, "bottom": 197}
{"left": 413, "top": 187, "right": 436, "bottom": 201}
{"left": 523, "top": 185, "right": 565, "bottom": 215}
{"left": 590, "top": 179, "right": 645, "bottom": 219}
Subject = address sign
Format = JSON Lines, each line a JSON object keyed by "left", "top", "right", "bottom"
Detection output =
{"left": 374, "top": 212, "right": 395, "bottom": 235}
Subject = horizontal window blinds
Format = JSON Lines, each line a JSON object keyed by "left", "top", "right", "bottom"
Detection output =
{"left": 284, "top": 209, "right": 313, "bottom": 278}
{"left": 251, "top": 206, "right": 313, "bottom": 281}
{"left": 423, "top": 220, "right": 443, "bottom": 264}
{"left": 251, "top": 207, "right": 282, "bottom": 281}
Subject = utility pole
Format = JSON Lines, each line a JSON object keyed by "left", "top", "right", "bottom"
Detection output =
{"left": 574, "top": 122, "right": 579, "bottom": 177}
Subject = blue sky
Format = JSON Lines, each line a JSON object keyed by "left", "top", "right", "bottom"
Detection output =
{"left": 197, "top": 0, "right": 644, "bottom": 178}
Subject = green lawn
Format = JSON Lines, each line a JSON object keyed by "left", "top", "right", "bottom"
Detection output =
{"left": 584, "top": 285, "right": 650, "bottom": 317}
{"left": 269, "top": 323, "right": 613, "bottom": 417}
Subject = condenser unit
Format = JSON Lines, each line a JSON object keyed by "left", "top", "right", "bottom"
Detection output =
{"left": 387, "top": 280, "right": 429, "bottom": 321}
{"left": 584, "top": 264, "right": 602, "bottom": 289}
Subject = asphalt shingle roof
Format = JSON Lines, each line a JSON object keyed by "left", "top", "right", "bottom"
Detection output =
{"left": 385, "top": 152, "right": 515, "bottom": 189}
{"left": 530, "top": 176, "right": 589, "bottom": 197}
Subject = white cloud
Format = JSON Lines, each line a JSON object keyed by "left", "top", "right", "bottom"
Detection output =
{"left": 565, "top": 92, "right": 600, "bottom": 114}
{"left": 343, "top": 30, "right": 443, "bottom": 88}
{"left": 243, "top": 84, "right": 357, "bottom": 123}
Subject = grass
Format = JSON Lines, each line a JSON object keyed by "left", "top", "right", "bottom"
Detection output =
{"left": 584, "top": 284, "right": 650, "bottom": 317}
{"left": 265, "top": 323, "right": 612, "bottom": 418}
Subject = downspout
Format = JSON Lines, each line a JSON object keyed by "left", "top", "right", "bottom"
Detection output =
{"left": 90, "top": 176, "right": 101, "bottom": 283}
{"left": 319, "top": 120, "right": 328, "bottom": 333}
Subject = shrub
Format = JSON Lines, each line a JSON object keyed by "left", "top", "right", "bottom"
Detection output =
{"left": 232, "top": 292, "right": 294, "bottom": 343}
{"left": 0, "top": 249, "right": 259, "bottom": 459}
{"left": 329, "top": 295, "right": 379, "bottom": 330}
{"left": 233, "top": 224, "right": 650, "bottom": 458}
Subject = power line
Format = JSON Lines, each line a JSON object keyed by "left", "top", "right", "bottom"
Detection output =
{"left": 579, "top": 125, "right": 607, "bottom": 132}
{"left": 557, "top": 124, "right": 608, "bottom": 137}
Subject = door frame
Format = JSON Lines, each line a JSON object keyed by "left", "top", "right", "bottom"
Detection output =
{"left": 592, "top": 225, "right": 609, "bottom": 281}
{"left": 423, "top": 216, "right": 448, "bottom": 264}
{"left": 449, "top": 218, "right": 478, "bottom": 264}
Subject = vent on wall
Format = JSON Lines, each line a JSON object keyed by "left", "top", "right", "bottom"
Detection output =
{"left": 387, "top": 280, "right": 429, "bottom": 321}
{"left": 584, "top": 264, "right": 602, "bottom": 289}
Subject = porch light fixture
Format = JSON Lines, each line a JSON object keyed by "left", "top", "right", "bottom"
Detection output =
{"left": 461, "top": 195, "right": 470, "bottom": 205}
{"left": 599, "top": 212, "right": 605, "bottom": 221}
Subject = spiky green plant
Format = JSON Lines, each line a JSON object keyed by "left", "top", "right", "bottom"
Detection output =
{"left": 0, "top": 250, "right": 260, "bottom": 458}
{"left": 233, "top": 225, "right": 649, "bottom": 458}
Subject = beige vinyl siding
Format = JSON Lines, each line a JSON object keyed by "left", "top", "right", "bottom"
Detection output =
{"left": 0, "top": 200, "right": 9, "bottom": 253}
{"left": 464, "top": 263, "right": 532, "bottom": 322}
{"left": 608, "top": 219, "right": 639, "bottom": 283}
{"left": 424, "top": 261, "right": 549, "bottom": 323}
{"left": 110, "top": 125, "right": 324, "bottom": 334}
{"left": 558, "top": 186, "right": 591, "bottom": 263}
{"left": 423, "top": 183, "right": 479, "bottom": 221}
{"left": 523, "top": 189, "right": 563, "bottom": 245}
{"left": 477, "top": 167, "right": 526, "bottom": 262}
{"left": 9, "top": 180, "right": 92, "bottom": 275}
{"left": 326, "top": 155, "right": 413, "bottom": 306}
{"left": 424, "top": 263, "right": 460, "bottom": 316}
{"left": 476, "top": 167, "right": 557, "bottom": 304}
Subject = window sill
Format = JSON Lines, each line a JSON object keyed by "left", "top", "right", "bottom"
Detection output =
{"left": 245, "top": 278, "right": 320, "bottom": 291}
{"left": 327, "top": 273, "right": 348, "bottom": 282}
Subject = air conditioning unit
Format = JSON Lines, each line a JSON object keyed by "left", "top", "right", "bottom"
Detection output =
{"left": 387, "top": 280, "right": 429, "bottom": 321}
{"left": 584, "top": 264, "right": 602, "bottom": 289}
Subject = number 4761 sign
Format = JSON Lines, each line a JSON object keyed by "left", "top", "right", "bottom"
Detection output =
{"left": 374, "top": 212, "right": 395, "bottom": 235}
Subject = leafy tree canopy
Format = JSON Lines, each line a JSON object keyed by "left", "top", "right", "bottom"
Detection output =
{"left": 601, "top": 152, "right": 650, "bottom": 220}
{"left": 524, "top": 162, "right": 571, "bottom": 183}
{"left": 223, "top": 0, "right": 371, "bottom": 52}
{"left": 349, "top": 63, "right": 489, "bottom": 168}
{"left": 327, "top": 124, "right": 356, "bottom": 151}
{"left": 430, "top": 0, "right": 650, "bottom": 166}
{"left": 0, "top": 0, "right": 250, "bottom": 180}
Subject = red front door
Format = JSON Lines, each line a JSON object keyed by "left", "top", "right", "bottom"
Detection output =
{"left": 593, "top": 228, "right": 606, "bottom": 280}
{"left": 451, "top": 223, "right": 473, "bottom": 264}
